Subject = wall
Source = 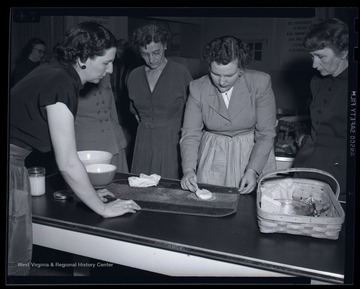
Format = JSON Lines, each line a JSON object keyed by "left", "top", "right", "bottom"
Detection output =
{"left": 64, "top": 16, "right": 128, "bottom": 40}
{"left": 138, "top": 15, "right": 313, "bottom": 114}
{"left": 9, "top": 8, "right": 348, "bottom": 116}
{"left": 10, "top": 15, "right": 65, "bottom": 73}
{"left": 144, "top": 8, "right": 338, "bottom": 115}
{"left": 9, "top": 13, "right": 128, "bottom": 75}
{"left": 127, "top": 17, "right": 202, "bottom": 58}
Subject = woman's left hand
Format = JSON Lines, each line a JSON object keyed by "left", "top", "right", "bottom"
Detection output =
{"left": 96, "top": 188, "right": 115, "bottom": 202}
{"left": 238, "top": 169, "right": 258, "bottom": 194}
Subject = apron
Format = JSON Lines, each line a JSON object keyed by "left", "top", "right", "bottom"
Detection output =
{"left": 8, "top": 144, "right": 32, "bottom": 276}
{"left": 197, "top": 131, "right": 276, "bottom": 188}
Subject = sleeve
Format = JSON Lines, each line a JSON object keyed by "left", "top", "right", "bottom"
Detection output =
{"left": 246, "top": 73, "right": 277, "bottom": 174}
{"left": 183, "top": 69, "right": 193, "bottom": 101}
{"left": 108, "top": 76, "right": 127, "bottom": 150}
{"left": 179, "top": 81, "right": 204, "bottom": 174}
{"left": 126, "top": 70, "right": 140, "bottom": 117}
{"left": 179, "top": 67, "right": 193, "bottom": 105}
{"left": 38, "top": 74, "right": 78, "bottom": 119}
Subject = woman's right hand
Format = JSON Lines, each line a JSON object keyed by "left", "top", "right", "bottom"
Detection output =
{"left": 101, "top": 199, "right": 141, "bottom": 218}
{"left": 180, "top": 170, "right": 198, "bottom": 192}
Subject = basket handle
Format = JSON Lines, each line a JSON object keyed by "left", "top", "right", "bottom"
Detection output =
{"left": 258, "top": 167, "right": 340, "bottom": 199}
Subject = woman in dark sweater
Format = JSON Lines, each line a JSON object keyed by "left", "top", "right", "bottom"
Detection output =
{"left": 9, "top": 21, "right": 140, "bottom": 276}
{"left": 293, "top": 18, "right": 349, "bottom": 202}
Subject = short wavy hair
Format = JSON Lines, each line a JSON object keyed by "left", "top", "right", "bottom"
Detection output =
{"left": 53, "top": 21, "right": 117, "bottom": 65}
{"left": 203, "top": 36, "right": 252, "bottom": 69}
{"left": 303, "top": 18, "right": 348, "bottom": 56}
{"left": 132, "top": 23, "right": 171, "bottom": 50}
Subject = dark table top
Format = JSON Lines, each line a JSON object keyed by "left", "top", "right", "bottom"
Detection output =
{"left": 31, "top": 172, "right": 347, "bottom": 283}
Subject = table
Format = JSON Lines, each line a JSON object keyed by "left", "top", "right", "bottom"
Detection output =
{"left": 31, "top": 172, "right": 347, "bottom": 284}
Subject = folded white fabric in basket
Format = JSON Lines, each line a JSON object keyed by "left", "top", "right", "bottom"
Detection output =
{"left": 261, "top": 178, "right": 295, "bottom": 200}
{"left": 128, "top": 173, "right": 161, "bottom": 187}
{"left": 260, "top": 178, "right": 296, "bottom": 214}
{"left": 261, "top": 195, "right": 282, "bottom": 214}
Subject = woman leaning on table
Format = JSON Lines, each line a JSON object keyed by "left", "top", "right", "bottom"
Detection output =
{"left": 9, "top": 21, "right": 140, "bottom": 276}
{"left": 180, "top": 36, "right": 277, "bottom": 194}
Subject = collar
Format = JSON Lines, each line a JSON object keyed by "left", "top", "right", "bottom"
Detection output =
{"left": 221, "top": 86, "right": 234, "bottom": 97}
{"left": 336, "top": 67, "right": 348, "bottom": 80}
{"left": 49, "top": 57, "right": 83, "bottom": 89}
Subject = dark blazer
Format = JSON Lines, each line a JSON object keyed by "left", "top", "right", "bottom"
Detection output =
{"left": 293, "top": 68, "right": 348, "bottom": 200}
{"left": 75, "top": 74, "right": 127, "bottom": 155}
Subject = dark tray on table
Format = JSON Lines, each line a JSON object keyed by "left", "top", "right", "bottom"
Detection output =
{"left": 106, "top": 179, "right": 240, "bottom": 217}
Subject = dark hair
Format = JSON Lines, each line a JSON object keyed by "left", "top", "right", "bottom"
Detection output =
{"left": 303, "top": 18, "right": 348, "bottom": 56}
{"left": 132, "top": 24, "right": 171, "bottom": 50}
{"left": 53, "top": 21, "right": 117, "bottom": 65}
{"left": 203, "top": 36, "right": 252, "bottom": 69}
{"left": 19, "top": 37, "right": 46, "bottom": 60}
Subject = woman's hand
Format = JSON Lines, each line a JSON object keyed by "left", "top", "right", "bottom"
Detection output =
{"left": 102, "top": 199, "right": 141, "bottom": 218}
{"left": 238, "top": 169, "right": 258, "bottom": 194}
{"left": 180, "top": 170, "right": 198, "bottom": 192}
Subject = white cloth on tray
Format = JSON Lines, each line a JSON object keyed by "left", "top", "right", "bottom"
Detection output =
{"left": 128, "top": 173, "right": 161, "bottom": 187}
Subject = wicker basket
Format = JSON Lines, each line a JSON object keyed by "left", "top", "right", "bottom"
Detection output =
{"left": 256, "top": 168, "right": 345, "bottom": 240}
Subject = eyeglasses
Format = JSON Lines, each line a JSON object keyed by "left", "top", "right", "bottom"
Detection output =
{"left": 33, "top": 48, "right": 46, "bottom": 54}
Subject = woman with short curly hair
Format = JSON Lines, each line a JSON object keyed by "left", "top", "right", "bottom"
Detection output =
{"left": 180, "top": 36, "right": 277, "bottom": 194}
{"left": 9, "top": 21, "right": 140, "bottom": 276}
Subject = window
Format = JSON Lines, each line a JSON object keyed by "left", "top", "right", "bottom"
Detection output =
{"left": 247, "top": 41, "right": 263, "bottom": 61}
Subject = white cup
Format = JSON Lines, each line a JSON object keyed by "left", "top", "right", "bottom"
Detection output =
{"left": 28, "top": 167, "right": 46, "bottom": 196}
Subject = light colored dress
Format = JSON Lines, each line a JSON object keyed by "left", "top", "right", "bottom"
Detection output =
{"left": 180, "top": 70, "right": 277, "bottom": 188}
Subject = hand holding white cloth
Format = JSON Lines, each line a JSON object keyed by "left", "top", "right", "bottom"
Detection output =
{"left": 128, "top": 173, "right": 161, "bottom": 187}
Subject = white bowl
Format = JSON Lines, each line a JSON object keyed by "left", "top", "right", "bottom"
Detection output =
{"left": 77, "top": 150, "right": 113, "bottom": 166}
{"left": 275, "top": 156, "right": 294, "bottom": 170}
{"left": 85, "top": 164, "right": 117, "bottom": 188}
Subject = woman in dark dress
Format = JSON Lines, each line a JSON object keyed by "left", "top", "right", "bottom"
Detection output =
{"left": 127, "top": 24, "right": 193, "bottom": 179}
{"left": 293, "top": 18, "right": 349, "bottom": 202}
